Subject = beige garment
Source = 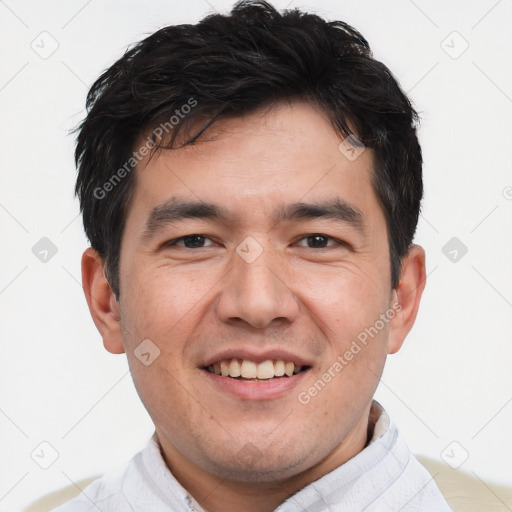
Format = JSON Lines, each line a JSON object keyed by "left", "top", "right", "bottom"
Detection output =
{"left": 418, "top": 456, "right": 512, "bottom": 512}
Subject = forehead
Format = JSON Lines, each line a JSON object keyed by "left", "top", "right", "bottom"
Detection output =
{"left": 127, "top": 101, "right": 381, "bottom": 230}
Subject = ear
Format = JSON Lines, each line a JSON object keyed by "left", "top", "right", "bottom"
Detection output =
{"left": 388, "top": 244, "right": 426, "bottom": 354}
{"left": 81, "top": 248, "right": 125, "bottom": 354}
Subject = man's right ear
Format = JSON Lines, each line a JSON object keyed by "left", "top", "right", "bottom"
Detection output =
{"left": 81, "top": 248, "right": 125, "bottom": 354}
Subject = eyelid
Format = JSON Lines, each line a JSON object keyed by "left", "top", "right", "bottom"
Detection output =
{"left": 160, "top": 233, "right": 349, "bottom": 250}
{"left": 294, "top": 234, "right": 348, "bottom": 248}
{"left": 167, "top": 235, "right": 215, "bottom": 247}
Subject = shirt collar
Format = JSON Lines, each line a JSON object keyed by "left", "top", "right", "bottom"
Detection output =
{"left": 144, "top": 400, "right": 396, "bottom": 512}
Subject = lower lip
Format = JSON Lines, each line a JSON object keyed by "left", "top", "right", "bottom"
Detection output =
{"left": 201, "top": 369, "right": 309, "bottom": 401}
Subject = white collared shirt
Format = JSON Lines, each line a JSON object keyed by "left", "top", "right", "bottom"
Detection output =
{"left": 52, "top": 402, "right": 453, "bottom": 511}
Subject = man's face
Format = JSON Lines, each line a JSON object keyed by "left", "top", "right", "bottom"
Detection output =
{"left": 116, "top": 101, "right": 396, "bottom": 481}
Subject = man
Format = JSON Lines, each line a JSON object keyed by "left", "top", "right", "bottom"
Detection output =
{"left": 53, "top": 1, "right": 452, "bottom": 510}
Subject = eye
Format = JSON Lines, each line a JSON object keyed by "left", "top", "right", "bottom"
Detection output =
{"left": 165, "top": 235, "right": 215, "bottom": 248}
{"left": 296, "top": 234, "right": 346, "bottom": 248}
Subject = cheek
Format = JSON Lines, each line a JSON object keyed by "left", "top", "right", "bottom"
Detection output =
{"left": 120, "top": 261, "right": 214, "bottom": 345}
{"left": 297, "top": 262, "right": 390, "bottom": 339}
{"left": 128, "top": 359, "right": 202, "bottom": 452}
{"left": 297, "top": 262, "right": 391, "bottom": 401}
{"left": 120, "top": 266, "right": 204, "bottom": 411}
{"left": 118, "top": 262, "right": 218, "bottom": 412}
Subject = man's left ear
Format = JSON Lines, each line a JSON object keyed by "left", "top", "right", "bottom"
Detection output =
{"left": 388, "top": 244, "right": 426, "bottom": 354}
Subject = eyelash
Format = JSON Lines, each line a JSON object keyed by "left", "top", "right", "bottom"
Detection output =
{"left": 164, "top": 234, "right": 348, "bottom": 249}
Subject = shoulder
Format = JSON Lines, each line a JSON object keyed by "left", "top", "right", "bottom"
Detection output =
{"left": 352, "top": 403, "right": 454, "bottom": 511}
{"left": 49, "top": 448, "right": 147, "bottom": 512}
{"left": 379, "top": 452, "right": 454, "bottom": 511}
{"left": 370, "top": 415, "right": 453, "bottom": 510}
{"left": 49, "top": 462, "right": 135, "bottom": 512}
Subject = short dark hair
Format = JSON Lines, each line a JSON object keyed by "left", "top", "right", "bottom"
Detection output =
{"left": 75, "top": 0, "right": 422, "bottom": 298}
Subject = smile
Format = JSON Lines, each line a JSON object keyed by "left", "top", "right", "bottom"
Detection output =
{"left": 205, "top": 359, "right": 309, "bottom": 381}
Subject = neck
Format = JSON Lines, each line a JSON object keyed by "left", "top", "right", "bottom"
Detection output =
{"left": 157, "top": 404, "right": 374, "bottom": 512}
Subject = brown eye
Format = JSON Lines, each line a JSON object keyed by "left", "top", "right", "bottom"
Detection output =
{"left": 296, "top": 234, "right": 342, "bottom": 248}
{"left": 167, "top": 235, "right": 214, "bottom": 248}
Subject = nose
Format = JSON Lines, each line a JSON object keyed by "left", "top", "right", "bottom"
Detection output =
{"left": 216, "top": 245, "right": 299, "bottom": 329}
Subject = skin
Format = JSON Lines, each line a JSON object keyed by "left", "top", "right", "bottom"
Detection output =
{"left": 82, "top": 100, "right": 426, "bottom": 512}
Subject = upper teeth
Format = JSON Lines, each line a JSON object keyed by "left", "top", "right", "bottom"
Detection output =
{"left": 207, "top": 359, "right": 302, "bottom": 379}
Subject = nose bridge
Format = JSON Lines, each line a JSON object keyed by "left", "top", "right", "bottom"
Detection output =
{"left": 216, "top": 239, "right": 298, "bottom": 328}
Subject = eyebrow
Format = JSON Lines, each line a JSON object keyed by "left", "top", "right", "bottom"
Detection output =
{"left": 275, "top": 199, "right": 366, "bottom": 231}
{"left": 142, "top": 197, "right": 366, "bottom": 238}
{"left": 142, "top": 199, "right": 229, "bottom": 238}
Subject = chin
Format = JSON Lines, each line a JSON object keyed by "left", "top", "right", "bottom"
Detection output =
{"left": 204, "top": 443, "right": 314, "bottom": 483}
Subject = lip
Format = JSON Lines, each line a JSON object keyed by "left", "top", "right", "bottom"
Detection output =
{"left": 202, "top": 348, "right": 313, "bottom": 368}
{"left": 201, "top": 367, "right": 310, "bottom": 401}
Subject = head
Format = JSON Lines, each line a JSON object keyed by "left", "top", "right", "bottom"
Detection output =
{"left": 78, "top": 0, "right": 425, "bottom": 492}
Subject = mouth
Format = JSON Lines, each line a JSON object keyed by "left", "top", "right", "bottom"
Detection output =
{"left": 204, "top": 358, "right": 310, "bottom": 382}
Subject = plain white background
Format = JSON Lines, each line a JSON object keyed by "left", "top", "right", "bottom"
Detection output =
{"left": 1, "top": 1, "right": 511, "bottom": 510}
